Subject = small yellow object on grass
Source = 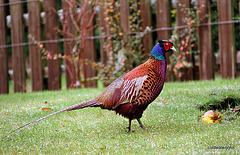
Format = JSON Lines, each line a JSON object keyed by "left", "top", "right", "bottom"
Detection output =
{"left": 202, "top": 110, "right": 221, "bottom": 124}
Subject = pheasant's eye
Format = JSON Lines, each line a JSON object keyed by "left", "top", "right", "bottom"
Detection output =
{"left": 169, "top": 43, "right": 172, "bottom": 48}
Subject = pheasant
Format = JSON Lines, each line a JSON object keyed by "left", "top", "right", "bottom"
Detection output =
{"left": 6, "top": 40, "right": 176, "bottom": 139}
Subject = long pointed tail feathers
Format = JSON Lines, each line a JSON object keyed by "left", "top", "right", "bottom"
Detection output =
{"left": 3, "top": 98, "right": 101, "bottom": 141}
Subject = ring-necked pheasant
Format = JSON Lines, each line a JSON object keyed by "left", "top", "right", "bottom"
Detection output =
{"left": 6, "top": 40, "right": 176, "bottom": 139}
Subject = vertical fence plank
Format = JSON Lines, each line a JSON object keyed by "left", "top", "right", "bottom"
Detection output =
{"left": 98, "top": 2, "right": 109, "bottom": 87}
{"left": 198, "top": 0, "right": 214, "bottom": 80}
{"left": 156, "top": 0, "right": 171, "bottom": 81}
{"left": 44, "top": 0, "right": 61, "bottom": 90}
{"left": 120, "top": 0, "right": 130, "bottom": 34}
{"left": 217, "top": 0, "right": 235, "bottom": 79}
{"left": 83, "top": 2, "right": 97, "bottom": 88}
{"left": 28, "top": 1, "right": 43, "bottom": 91}
{"left": 156, "top": 0, "right": 170, "bottom": 40}
{"left": 176, "top": 0, "right": 193, "bottom": 81}
{"left": 10, "top": 0, "right": 26, "bottom": 93}
{"left": 62, "top": 0, "right": 76, "bottom": 89}
{"left": 0, "top": 0, "right": 8, "bottom": 94}
{"left": 140, "top": 0, "right": 152, "bottom": 54}
{"left": 99, "top": 3, "right": 108, "bottom": 65}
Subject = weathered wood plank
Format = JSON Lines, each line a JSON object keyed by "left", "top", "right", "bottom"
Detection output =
{"left": 28, "top": 1, "right": 43, "bottom": 91}
{"left": 98, "top": 3, "right": 108, "bottom": 65}
{"left": 9, "top": 0, "right": 26, "bottom": 93}
{"left": 0, "top": 0, "right": 8, "bottom": 94}
{"left": 140, "top": 0, "right": 152, "bottom": 54}
{"left": 156, "top": 0, "right": 171, "bottom": 81}
{"left": 176, "top": 0, "right": 193, "bottom": 81}
{"left": 44, "top": 0, "right": 61, "bottom": 90}
{"left": 198, "top": 0, "right": 214, "bottom": 80}
{"left": 120, "top": 0, "right": 130, "bottom": 33}
{"left": 217, "top": 0, "right": 235, "bottom": 79}
{"left": 82, "top": 1, "right": 97, "bottom": 88}
{"left": 156, "top": 0, "right": 170, "bottom": 40}
{"left": 62, "top": 0, "right": 76, "bottom": 89}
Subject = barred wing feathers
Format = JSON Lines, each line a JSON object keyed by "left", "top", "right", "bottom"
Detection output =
{"left": 118, "top": 75, "right": 147, "bottom": 104}
{"left": 113, "top": 64, "right": 149, "bottom": 109}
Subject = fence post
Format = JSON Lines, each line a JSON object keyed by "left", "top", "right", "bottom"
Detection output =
{"left": 140, "top": 0, "right": 152, "bottom": 54}
{"left": 28, "top": 1, "right": 43, "bottom": 91}
{"left": 156, "top": 0, "right": 171, "bottom": 81}
{"left": 217, "top": 0, "right": 235, "bottom": 79}
{"left": 44, "top": 0, "right": 61, "bottom": 90}
{"left": 9, "top": 0, "right": 26, "bottom": 93}
{"left": 120, "top": 0, "right": 130, "bottom": 34}
{"left": 99, "top": 3, "right": 108, "bottom": 65}
{"left": 62, "top": 0, "right": 76, "bottom": 89}
{"left": 176, "top": 0, "right": 193, "bottom": 81}
{"left": 198, "top": 0, "right": 214, "bottom": 80}
{"left": 83, "top": 1, "right": 97, "bottom": 88}
{"left": 0, "top": 0, "right": 8, "bottom": 94}
{"left": 156, "top": 0, "right": 170, "bottom": 40}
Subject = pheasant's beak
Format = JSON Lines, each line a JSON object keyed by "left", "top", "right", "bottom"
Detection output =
{"left": 170, "top": 46, "right": 177, "bottom": 52}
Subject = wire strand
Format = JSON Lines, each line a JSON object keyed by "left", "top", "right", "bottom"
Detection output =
{"left": 0, "top": 0, "right": 42, "bottom": 7}
{"left": 0, "top": 19, "right": 240, "bottom": 49}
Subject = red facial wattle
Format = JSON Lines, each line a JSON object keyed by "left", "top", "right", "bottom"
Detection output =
{"left": 163, "top": 43, "right": 172, "bottom": 51}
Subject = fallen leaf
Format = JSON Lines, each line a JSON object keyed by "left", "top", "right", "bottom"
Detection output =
{"left": 99, "top": 146, "right": 106, "bottom": 150}
{"left": 42, "top": 107, "right": 53, "bottom": 111}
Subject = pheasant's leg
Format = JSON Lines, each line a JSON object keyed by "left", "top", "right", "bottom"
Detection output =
{"left": 126, "top": 119, "right": 132, "bottom": 133}
{"left": 137, "top": 118, "right": 146, "bottom": 129}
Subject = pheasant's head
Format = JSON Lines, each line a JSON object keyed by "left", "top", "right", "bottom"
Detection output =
{"left": 150, "top": 40, "right": 177, "bottom": 61}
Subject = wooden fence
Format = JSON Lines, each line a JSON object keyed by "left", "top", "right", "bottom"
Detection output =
{"left": 0, "top": 0, "right": 238, "bottom": 94}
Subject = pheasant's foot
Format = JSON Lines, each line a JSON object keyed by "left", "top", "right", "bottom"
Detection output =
{"left": 137, "top": 118, "right": 146, "bottom": 130}
{"left": 126, "top": 127, "right": 131, "bottom": 133}
{"left": 126, "top": 119, "right": 132, "bottom": 133}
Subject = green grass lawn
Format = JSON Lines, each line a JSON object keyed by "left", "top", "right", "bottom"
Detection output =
{"left": 1, "top": 78, "right": 239, "bottom": 154}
